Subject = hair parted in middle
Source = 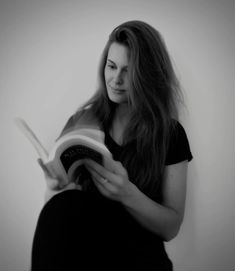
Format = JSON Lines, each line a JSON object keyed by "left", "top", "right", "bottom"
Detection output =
{"left": 76, "top": 20, "right": 183, "bottom": 199}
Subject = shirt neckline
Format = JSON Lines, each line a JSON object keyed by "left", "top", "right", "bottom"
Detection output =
{"left": 105, "top": 129, "right": 123, "bottom": 148}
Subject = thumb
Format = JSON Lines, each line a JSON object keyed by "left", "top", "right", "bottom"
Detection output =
{"left": 37, "top": 158, "right": 52, "bottom": 177}
{"left": 63, "top": 183, "right": 83, "bottom": 191}
{"left": 103, "top": 156, "right": 117, "bottom": 173}
{"left": 104, "top": 157, "right": 126, "bottom": 175}
{"left": 37, "top": 158, "right": 61, "bottom": 190}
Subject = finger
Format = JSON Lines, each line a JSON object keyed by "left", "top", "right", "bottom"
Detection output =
{"left": 38, "top": 159, "right": 65, "bottom": 184}
{"left": 46, "top": 177, "right": 61, "bottom": 190}
{"left": 87, "top": 166, "right": 117, "bottom": 196}
{"left": 64, "top": 183, "right": 83, "bottom": 191}
{"left": 37, "top": 159, "right": 61, "bottom": 189}
{"left": 84, "top": 159, "right": 117, "bottom": 184}
{"left": 87, "top": 165, "right": 107, "bottom": 186}
{"left": 84, "top": 159, "right": 105, "bottom": 175}
{"left": 103, "top": 157, "right": 126, "bottom": 175}
{"left": 87, "top": 158, "right": 127, "bottom": 178}
{"left": 92, "top": 178, "right": 111, "bottom": 197}
{"left": 37, "top": 158, "right": 52, "bottom": 177}
{"left": 105, "top": 159, "right": 127, "bottom": 176}
{"left": 114, "top": 161, "right": 128, "bottom": 176}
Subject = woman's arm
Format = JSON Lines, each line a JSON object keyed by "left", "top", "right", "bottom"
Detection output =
{"left": 84, "top": 159, "right": 188, "bottom": 241}
{"left": 122, "top": 161, "right": 188, "bottom": 241}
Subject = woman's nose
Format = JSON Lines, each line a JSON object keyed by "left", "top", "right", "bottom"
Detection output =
{"left": 113, "top": 71, "right": 123, "bottom": 85}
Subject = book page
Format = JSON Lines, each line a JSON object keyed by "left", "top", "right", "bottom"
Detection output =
{"left": 14, "top": 118, "right": 49, "bottom": 161}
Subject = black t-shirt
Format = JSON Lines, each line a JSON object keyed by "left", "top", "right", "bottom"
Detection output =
{"left": 105, "top": 120, "right": 192, "bottom": 165}
{"left": 59, "top": 116, "right": 193, "bottom": 269}
{"left": 165, "top": 120, "right": 193, "bottom": 165}
{"left": 61, "top": 114, "right": 193, "bottom": 201}
{"left": 104, "top": 120, "right": 193, "bottom": 201}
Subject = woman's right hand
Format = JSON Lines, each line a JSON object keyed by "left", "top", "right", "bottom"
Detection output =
{"left": 37, "top": 158, "right": 82, "bottom": 203}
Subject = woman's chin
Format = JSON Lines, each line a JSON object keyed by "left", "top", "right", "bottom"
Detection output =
{"left": 107, "top": 92, "right": 127, "bottom": 104}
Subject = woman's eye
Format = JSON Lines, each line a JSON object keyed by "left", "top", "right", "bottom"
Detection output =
{"left": 107, "top": 64, "right": 115, "bottom": 69}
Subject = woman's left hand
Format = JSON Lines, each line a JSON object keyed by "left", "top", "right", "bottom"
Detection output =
{"left": 83, "top": 158, "right": 137, "bottom": 203}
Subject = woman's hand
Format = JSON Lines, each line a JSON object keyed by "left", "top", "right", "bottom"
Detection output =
{"left": 83, "top": 158, "right": 138, "bottom": 203}
{"left": 37, "top": 158, "right": 82, "bottom": 203}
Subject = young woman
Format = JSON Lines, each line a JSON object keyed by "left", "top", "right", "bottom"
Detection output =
{"left": 31, "top": 20, "right": 193, "bottom": 271}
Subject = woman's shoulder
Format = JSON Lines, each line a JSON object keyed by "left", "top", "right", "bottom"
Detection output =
{"left": 73, "top": 106, "right": 99, "bottom": 126}
{"left": 169, "top": 119, "right": 188, "bottom": 135}
{"left": 59, "top": 106, "right": 100, "bottom": 137}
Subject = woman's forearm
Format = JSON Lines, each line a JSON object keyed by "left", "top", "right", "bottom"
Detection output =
{"left": 121, "top": 185, "right": 183, "bottom": 241}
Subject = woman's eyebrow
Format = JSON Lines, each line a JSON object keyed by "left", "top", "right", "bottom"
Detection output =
{"left": 107, "top": 59, "right": 116, "bottom": 64}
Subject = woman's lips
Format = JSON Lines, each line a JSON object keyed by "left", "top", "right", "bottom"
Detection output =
{"left": 110, "top": 86, "right": 125, "bottom": 93}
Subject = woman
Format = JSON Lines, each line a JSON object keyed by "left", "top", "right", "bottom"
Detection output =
{"left": 31, "top": 20, "right": 193, "bottom": 270}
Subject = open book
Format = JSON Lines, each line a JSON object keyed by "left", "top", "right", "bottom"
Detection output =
{"left": 15, "top": 117, "right": 112, "bottom": 189}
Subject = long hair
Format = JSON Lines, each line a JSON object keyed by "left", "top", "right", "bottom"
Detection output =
{"left": 75, "top": 20, "right": 183, "bottom": 198}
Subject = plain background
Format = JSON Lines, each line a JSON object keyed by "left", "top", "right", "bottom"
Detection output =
{"left": 1, "top": 0, "right": 235, "bottom": 270}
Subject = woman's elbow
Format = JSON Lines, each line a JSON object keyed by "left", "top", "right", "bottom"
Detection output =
{"left": 162, "top": 215, "right": 183, "bottom": 242}
{"left": 163, "top": 226, "right": 181, "bottom": 242}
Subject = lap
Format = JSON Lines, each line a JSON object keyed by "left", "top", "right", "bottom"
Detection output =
{"left": 32, "top": 190, "right": 132, "bottom": 269}
{"left": 31, "top": 190, "right": 172, "bottom": 271}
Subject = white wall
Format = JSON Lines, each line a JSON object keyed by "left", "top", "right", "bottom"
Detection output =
{"left": 1, "top": 0, "right": 235, "bottom": 270}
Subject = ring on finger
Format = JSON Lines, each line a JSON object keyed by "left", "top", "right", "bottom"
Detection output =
{"left": 101, "top": 177, "right": 108, "bottom": 184}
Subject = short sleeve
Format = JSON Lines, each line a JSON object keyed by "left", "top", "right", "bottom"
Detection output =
{"left": 57, "top": 109, "right": 87, "bottom": 139}
{"left": 165, "top": 120, "right": 193, "bottom": 165}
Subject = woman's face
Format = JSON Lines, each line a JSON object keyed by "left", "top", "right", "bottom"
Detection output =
{"left": 104, "top": 42, "right": 130, "bottom": 104}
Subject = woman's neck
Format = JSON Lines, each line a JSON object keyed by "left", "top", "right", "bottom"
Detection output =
{"left": 109, "top": 103, "right": 130, "bottom": 145}
{"left": 114, "top": 103, "right": 130, "bottom": 123}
